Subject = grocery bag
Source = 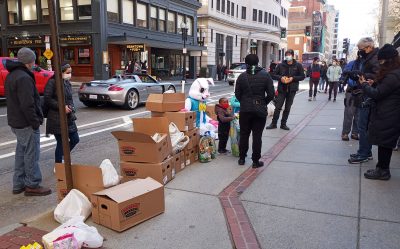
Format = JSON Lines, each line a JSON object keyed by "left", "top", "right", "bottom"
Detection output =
{"left": 99, "top": 159, "right": 119, "bottom": 188}
{"left": 54, "top": 189, "right": 92, "bottom": 224}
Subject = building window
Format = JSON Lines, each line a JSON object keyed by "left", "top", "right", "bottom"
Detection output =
{"left": 60, "top": 0, "right": 74, "bottom": 21}
{"left": 226, "top": 36, "right": 233, "bottom": 67}
{"left": 63, "top": 48, "right": 75, "bottom": 64}
{"left": 268, "top": 13, "right": 271, "bottom": 24}
{"left": 21, "top": 0, "right": 37, "bottom": 22}
{"left": 211, "top": 29, "right": 213, "bottom": 42}
{"left": 216, "top": 0, "right": 220, "bottom": 11}
{"left": 187, "top": 17, "right": 193, "bottom": 36}
{"left": 227, "top": 1, "right": 230, "bottom": 15}
{"left": 41, "top": 0, "right": 49, "bottom": 22}
{"left": 159, "top": 8, "right": 166, "bottom": 32}
{"left": 78, "top": 48, "right": 90, "bottom": 64}
{"left": 177, "top": 14, "right": 184, "bottom": 33}
{"left": 78, "top": 0, "right": 91, "bottom": 20}
{"left": 241, "top": 6, "right": 246, "bottom": 20}
{"left": 8, "top": 0, "right": 19, "bottom": 24}
{"left": 231, "top": 3, "right": 234, "bottom": 16}
{"left": 295, "top": 37, "right": 300, "bottom": 45}
{"left": 150, "top": 6, "right": 157, "bottom": 30}
{"left": 221, "top": 0, "right": 225, "bottom": 13}
{"left": 122, "top": 0, "right": 134, "bottom": 24}
{"left": 215, "top": 33, "right": 224, "bottom": 66}
{"left": 258, "top": 10, "right": 262, "bottom": 22}
{"left": 137, "top": 3, "right": 147, "bottom": 28}
{"left": 168, "top": 11, "right": 176, "bottom": 33}
{"left": 107, "top": 0, "right": 119, "bottom": 22}
{"left": 252, "top": 9, "right": 257, "bottom": 21}
{"left": 236, "top": 5, "right": 238, "bottom": 18}
{"left": 264, "top": 12, "right": 267, "bottom": 23}
{"left": 235, "top": 35, "right": 238, "bottom": 46}
{"left": 211, "top": 0, "right": 213, "bottom": 9}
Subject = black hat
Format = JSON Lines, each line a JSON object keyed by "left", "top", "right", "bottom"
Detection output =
{"left": 245, "top": 54, "right": 259, "bottom": 66}
{"left": 378, "top": 44, "right": 399, "bottom": 60}
{"left": 313, "top": 57, "right": 319, "bottom": 61}
{"left": 285, "top": 49, "right": 294, "bottom": 56}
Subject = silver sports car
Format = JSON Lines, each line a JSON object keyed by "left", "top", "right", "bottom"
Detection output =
{"left": 78, "top": 74, "right": 177, "bottom": 110}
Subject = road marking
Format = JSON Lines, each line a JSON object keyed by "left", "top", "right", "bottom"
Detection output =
{"left": 0, "top": 114, "right": 7, "bottom": 117}
{"left": 0, "top": 152, "right": 15, "bottom": 160}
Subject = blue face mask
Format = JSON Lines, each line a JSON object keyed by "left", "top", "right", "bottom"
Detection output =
{"left": 285, "top": 56, "right": 293, "bottom": 62}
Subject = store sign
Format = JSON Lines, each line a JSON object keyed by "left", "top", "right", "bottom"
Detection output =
{"left": 8, "top": 37, "right": 44, "bottom": 47}
{"left": 59, "top": 35, "right": 92, "bottom": 45}
{"left": 127, "top": 44, "right": 145, "bottom": 52}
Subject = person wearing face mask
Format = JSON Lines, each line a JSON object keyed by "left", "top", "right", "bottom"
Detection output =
{"left": 326, "top": 59, "right": 342, "bottom": 102}
{"left": 44, "top": 63, "right": 80, "bottom": 164}
{"left": 307, "top": 57, "right": 321, "bottom": 101}
{"left": 266, "top": 49, "right": 305, "bottom": 130}
{"left": 4, "top": 47, "right": 51, "bottom": 196}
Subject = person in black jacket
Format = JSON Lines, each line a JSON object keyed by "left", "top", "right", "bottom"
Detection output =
{"left": 44, "top": 63, "right": 80, "bottom": 163}
{"left": 307, "top": 57, "right": 321, "bottom": 101}
{"left": 5, "top": 47, "right": 51, "bottom": 196}
{"left": 266, "top": 49, "right": 306, "bottom": 130}
{"left": 359, "top": 44, "right": 400, "bottom": 180}
{"left": 235, "top": 54, "right": 275, "bottom": 168}
{"left": 319, "top": 61, "right": 328, "bottom": 92}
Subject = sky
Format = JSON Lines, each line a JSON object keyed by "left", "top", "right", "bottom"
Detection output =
{"left": 326, "top": 0, "right": 380, "bottom": 44}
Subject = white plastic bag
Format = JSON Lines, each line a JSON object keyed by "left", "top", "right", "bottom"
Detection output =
{"left": 43, "top": 216, "right": 103, "bottom": 249}
{"left": 99, "top": 159, "right": 119, "bottom": 188}
{"left": 267, "top": 101, "right": 275, "bottom": 117}
{"left": 169, "top": 122, "right": 184, "bottom": 148}
{"left": 54, "top": 189, "right": 92, "bottom": 224}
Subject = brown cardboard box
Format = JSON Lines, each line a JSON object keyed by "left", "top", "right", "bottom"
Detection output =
{"left": 189, "top": 147, "right": 196, "bottom": 164}
{"left": 120, "top": 156, "right": 173, "bottom": 185}
{"left": 194, "top": 146, "right": 199, "bottom": 162}
{"left": 132, "top": 117, "right": 172, "bottom": 149}
{"left": 112, "top": 131, "right": 171, "bottom": 163}
{"left": 55, "top": 163, "right": 105, "bottom": 201}
{"left": 91, "top": 177, "right": 164, "bottom": 232}
{"left": 165, "top": 111, "right": 195, "bottom": 131}
{"left": 146, "top": 93, "right": 185, "bottom": 112}
{"left": 184, "top": 148, "right": 191, "bottom": 166}
{"left": 206, "top": 104, "right": 217, "bottom": 120}
{"left": 192, "top": 128, "right": 200, "bottom": 148}
{"left": 151, "top": 111, "right": 164, "bottom": 117}
{"left": 172, "top": 152, "right": 184, "bottom": 173}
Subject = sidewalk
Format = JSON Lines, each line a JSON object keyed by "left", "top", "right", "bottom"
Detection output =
{"left": 2, "top": 90, "right": 400, "bottom": 249}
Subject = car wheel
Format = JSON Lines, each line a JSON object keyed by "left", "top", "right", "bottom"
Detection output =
{"left": 123, "top": 89, "right": 139, "bottom": 110}
{"left": 166, "top": 85, "right": 176, "bottom": 93}
{"left": 82, "top": 101, "right": 99, "bottom": 107}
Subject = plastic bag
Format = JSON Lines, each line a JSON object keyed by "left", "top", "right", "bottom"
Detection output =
{"left": 54, "top": 189, "right": 92, "bottom": 224}
{"left": 230, "top": 117, "right": 240, "bottom": 157}
{"left": 42, "top": 216, "right": 103, "bottom": 249}
{"left": 169, "top": 122, "right": 190, "bottom": 153}
{"left": 199, "top": 135, "right": 217, "bottom": 163}
{"left": 99, "top": 159, "right": 119, "bottom": 188}
{"left": 267, "top": 101, "right": 275, "bottom": 117}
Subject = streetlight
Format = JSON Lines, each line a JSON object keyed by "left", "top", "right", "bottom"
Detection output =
{"left": 180, "top": 22, "right": 189, "bottom": 87}
{"left": 197, "top": 29, "right": 206, "bottom": 72}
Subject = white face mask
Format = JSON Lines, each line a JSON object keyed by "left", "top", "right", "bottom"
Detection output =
{"left": 285, "top": 56, "right": 293, "bottom": 62}
{"left": 62, "top": 73, "right": 72, "bottom": 80}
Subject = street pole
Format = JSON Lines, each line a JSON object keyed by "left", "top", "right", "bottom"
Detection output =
{"left": 379, "top": 0, "right": 389, "bottom": 46}
{"left": 48, "top": 0, "right": 73, "bottom": 190}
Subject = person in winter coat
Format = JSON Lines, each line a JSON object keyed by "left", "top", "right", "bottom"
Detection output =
{"left": 5, "top": 47, "right": 51, "bottom": 196}
{"left": 359, "top": 44, "right": 400, "bottom": 180}
{"left": 266, "top": 49, "right": 305, "bottom": 130}
{"left": 319, "top": 61, "right": 328, "bottom": 92}
{"left": 215, "top": 98, "right": 235, "bottom": 154}
{"left": 307, "top": 57, "right": 321, "bottom": 101}
{"left": 326, "top": 59, "right": 343, "bottom": 101}
{"left": 44, "top": 63, "right": 80, "bottom": 163}
{"left": 235, "top": 54, "right": 275, "bottom": 168}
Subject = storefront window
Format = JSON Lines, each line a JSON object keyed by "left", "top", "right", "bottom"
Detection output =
{"left": 159, "top": 8, "right": 166, "bottom": 32}
{"left": 63, "top": 48, "right": 75, "bottom": 64}
{"left": 177, "top": 14, "right": 184, "bottom": 33}
{"left": 137, "top": 3, "right": 147, "bottom": 28}
{"left": 41, "top": 0, "right": 49, "bottom": 22}
{"left": 122, "top": 0, "right": 134, "bottom": 24}
{"left": 78, "top": 48, "right": 90, "bottom": 64}
{"left": 8, "top": 0, "right": 19, "bottom": 24}
{"left": 187, "top": 17, "right": 193, "bottom": 36}
{"left": 150, "top": 6, "right": 157, "bottom": 31}
{"left": 21, "top": 0, "right": 37, "bottom": 22}
{"left": 107, "top": 0, "right": 119, "bottom": 22}
{"left": 78, "top": 0, "right": 91, "bottom": 20}
{"left": 167, "top": 12, "right": 175, "bottom": 33}
{"left": 60, "top": 0, "right": 74, "bottom": 21}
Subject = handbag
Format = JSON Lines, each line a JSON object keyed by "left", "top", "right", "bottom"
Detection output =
{"left": 245, "top": 74, "right": 268, "bottom": 118}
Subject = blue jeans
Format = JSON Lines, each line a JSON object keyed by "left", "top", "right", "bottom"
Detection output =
{"left": 357, "top": 107, "right": 372, "bottom": 158}
{"left": 11, "top": 127, "right": 42, "bottom": 190}
{"left": 54, "top": 131, "right": 80, "bottom": 163}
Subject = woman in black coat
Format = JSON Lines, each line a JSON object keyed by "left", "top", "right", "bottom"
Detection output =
{"left": 360, "top": 44, "right": 400, "bottom": 180}
{"left": 44, "top": 63, "right": 79, "bottom": 163}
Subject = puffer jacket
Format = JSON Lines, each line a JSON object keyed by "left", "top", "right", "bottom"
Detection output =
{"left": 5, "top": 60, "right": 43, "bottom": 129}
{"left": 235, "top": 66, "right": 275, "bottom": 113}
{"left": 215, "top": 104, "right": 234, "bottom": 123}
{"left": 363, "top": 68, "right": 400, "bottom": 148}
{"left": 327, "top": 65, "right": 342, "bottom": 82}
{"left": 44, "top": 78, "right": 77, "bottom": 135}
{"left": 271, "top": 60, "right": 305, "bottom": 92}
{"left": 361, "top": 48, "right": 379, "bottom": 80}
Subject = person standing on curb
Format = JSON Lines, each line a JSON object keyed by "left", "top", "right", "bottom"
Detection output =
{"left": 5, "top": 47, "right": 51, "bottom": 196}
{"left": 307, "top": 57, "right": 321, "bottom": 101}
{"left": 266, "top": 49, "right": 305, "bottom": 130}
{"left": 44, "top": 63, "right": 80, "bottom": 164}
{"left": 326, "top": 59, "right": 342, "bottom": 102}
{"left": 235, "top": 54, "right": 275, "bottom": 168}
{"left": 319, "top": 61, "right": 328, "bottom": 93}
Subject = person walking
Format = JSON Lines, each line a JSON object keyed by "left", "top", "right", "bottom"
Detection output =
{"left": 266, "top": 49, "right": 305, "bottom": 130}
{"left": 326, "top": 59, "right": 342, "bottom": 102}
{"left": 307, "top": 57, "right": 321, "bottom": 101}
{"left": 360, "top": 44, "right": 400, "bottom": 180}
{"left": 349, "top": 37, "right": 380, "bottom": 164}
{"left": 235, "top": 54, "right": 275, "bottom": 168}
{"left": 4, "top": 47, "right": 51, "bottom": 196}
{"left": 215, "top": 98, "right": 235, "bottom": 154}
{"left": 44, "top": 63, "right": 80, "bottom": 164}
{"left": 319, "top": 61, "right": 328, "bottom": 92}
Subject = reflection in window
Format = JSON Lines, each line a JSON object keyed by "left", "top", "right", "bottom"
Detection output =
{"left": 63, "top": 48, "right": 75, "bottom": 64}
{"left": 60, "top": 0, "right": 74, "bottom": 21}
{"left": 159, "top": 8, "right": 166, "bottom": 32}
{"left": 122, "top": 0, "right": 134, "bottom": 24}
{"left": 8, "top": 0, "right": 19, "bottom": 24}
{"left": 78, "top": 48, "right": 90, "bottom": 64}
{"left": 168, "top": 12, "right": 175, "bottom": 33}
{"left": 137, "top": 3, "right": 147, "bottom": 28}
{"left": 187, "top": 17, "right": 193, "bottom": 36}
{"left": 177, "top": 14, "right": 184, "bottom": 33}
{"left": 107, "top": 0, "right": 119, "bottom": 22}
{"left": 150, "top": 6, "right": 157, "bottom": 31}
{"left": 22, "top": 0, "right": 37, "bottom": 21}
{"left": 41, "top": 0, "right": 49, "bottom": 22}
{"left": 78, "top": 0, "right": 91, "bottom": 20}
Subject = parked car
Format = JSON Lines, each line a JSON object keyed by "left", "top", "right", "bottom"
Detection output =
{"left": 0, "top": 57, "right": 54, "bottom": 97}
{"left": 78, "top": 73, "right": 177, "bottom": 110}
{"left": 227, "top": 63, "right": 247, "bottom": 86}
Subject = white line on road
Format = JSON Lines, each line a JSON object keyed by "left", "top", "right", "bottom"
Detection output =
{"left": 0, "top": 114, "right": 7, "bottom": 117}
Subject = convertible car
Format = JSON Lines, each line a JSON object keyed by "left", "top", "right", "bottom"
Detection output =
{"left": 78, "top": 73, "right": 177, "bottom": 110}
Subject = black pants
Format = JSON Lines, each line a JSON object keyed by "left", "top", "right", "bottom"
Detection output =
{"left": 328, "top": 81, "right": 338, "bottom": 100}
{"left": 309, "top": 79, "right": 319, "bottom": 97}
{"left": 239, "top": 112, "right": 267, "bottom": 162}
{"left": 272, "top": 91, "right": 296, "bottom": 125}
{"left": 218, "top": 122, "right": 230, "bottom": 151}
{"left": 377, "top": 146, "right": 393, "bottom": 169}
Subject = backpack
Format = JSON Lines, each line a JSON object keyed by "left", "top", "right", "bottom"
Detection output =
{"left": 198, "top": 135, "right": 217, "bottom": 163}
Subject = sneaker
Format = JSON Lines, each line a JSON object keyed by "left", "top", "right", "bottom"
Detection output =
{"left": 238, "top": 158, "right": 246, "bottom": 165}
{"left": 348, "top": 156, "right": 369, "bottom": 164}
{"left": 364, "top": 168, "right": 391, "bottom": 180}
{"left": 218, "top": 149, "right": 230, "bottom": 154}
{"left": 266, "top": 123, "right": 277, "bottom": 129}
{"left": 333, "top": 99, "right": 336, "bottom": 102}
{"left": 341, "top": 134, "right": 350, "bottom": 141}
{"left": 252, "top": 161, "right": 264, "bottom": 168}
{"left": 350, "top": 153, "right": 373, "bottom": 160}
{"left": 280, "top": 124, "right": 290, "bottom": 130}
{"left": 308, "top": 97, "right": 312, "bottom": 101}
{"left": 351, "top": 134, "right": 359, "bottom": 140}
{"left": 12, "top": 188, "right": 25, "bottom": 195}
{"left": 313, "top": 96, "right": 316, "bottom": 101}
{"left": 328, "top": 98, "right": 331, "bottom": 101}
{"left": 24, "top": 186, "right": 52, "bottom": 196}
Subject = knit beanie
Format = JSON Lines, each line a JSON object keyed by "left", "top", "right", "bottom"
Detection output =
{"left": 378, "top": 44, "right": 399, "bottom": 60}
{"left": 245, "top": 54, "right": 259, "bottom": 66}
{"left": 17, "top": 47, "right": 36, "bottom": 64}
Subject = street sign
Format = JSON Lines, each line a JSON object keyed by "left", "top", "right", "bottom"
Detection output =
{"left": 43, "top": 49, "right": 53, "bottom": 60}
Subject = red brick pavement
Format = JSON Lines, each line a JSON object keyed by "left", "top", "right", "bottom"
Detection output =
{"left": 0, "top": 226, "right": 47, "bottom": 248}
{"left": 219, "top": 101, "right": 328, "bottom": 249}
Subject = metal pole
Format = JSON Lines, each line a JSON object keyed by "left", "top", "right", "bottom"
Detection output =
{"left": 379, "top": 0, "right": 389, "bottom": 46}
{"left": 183, "top": 29, "right": 187, "bottom": 82}
{"left": 48, "top": 0, "right": 73, "bottom": 190}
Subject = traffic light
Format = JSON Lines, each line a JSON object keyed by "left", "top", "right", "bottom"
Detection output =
{"left": 343, "top": 38, "right": 349, "bottom": 54}
{"left": 305, "top": 26, "right": 311, "bottom": 37}
{"left": 280, "top": 28, "right": 287, "bottom": 38}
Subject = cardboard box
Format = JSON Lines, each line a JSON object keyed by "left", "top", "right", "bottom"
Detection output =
{"left": 91, "top": 177, "right": 165, "bottom": 232}
{"left": 194, "top": 146, "right": 199, "bottom": 162}
{"left": 132, "top": 117, "right": 172, "bottom": 149}
{"left": 55, "top": 163, "right": 105, "bottom": 201}
{"left": 172, "top": 151, "right": 184, "bottom": 173}
{"left": 189, "top": 147, "right": 196, "bottom": 164}
{"left": 151, "top": 111, "right": 164, "bottom": 117}
{"left": 184, "top": 148, "right": 191, "bottom": 166}
{"left": 146, "top": 93, "right": 185, "bottom": 112}
{"left": 150, "top": 111, "right": 196, "bottom": 131}
{"left": 120, "top": 156, "right": 173, "bottom": 185}
{"left": 206, "top": 104, "right": 217, "bottom": 120}
{"left": 112, "top": 131, "right": 171, "bottom": 164}
{"left": 184, "top": 128, "right": 200, "bottom": 149}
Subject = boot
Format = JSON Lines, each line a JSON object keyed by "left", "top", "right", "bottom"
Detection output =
{"left": 238, "top": 158, "right": 246, "bottom": 165}
{"left": 280, "top": 124, "right": 290, "bottom": 130}
{"left": 252, "top": 161, "right": 264, "bottom": 168}
{"left": 24, "top": 186, "right": 52, "bottom": 196}
{"left": 364, "top": 168, "right": 391, "bottom": 180}
{"left": 265, "top": 123, "right": 277, "bottom": 129}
